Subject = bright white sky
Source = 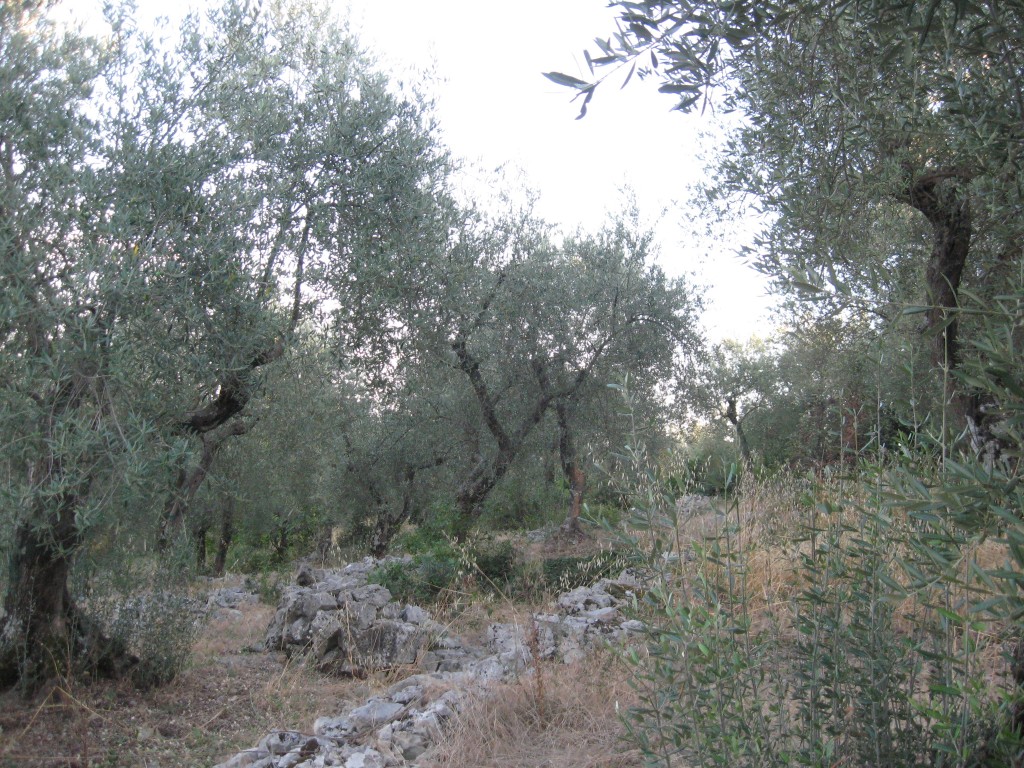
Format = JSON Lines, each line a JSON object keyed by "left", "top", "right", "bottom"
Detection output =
{"left": 65, "top": 0, "right": 775, "bottom": 341}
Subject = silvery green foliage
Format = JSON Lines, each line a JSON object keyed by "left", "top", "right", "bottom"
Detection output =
{"left": 0, "top": 0, "right": 450, "bottom": 685}
{"left": 559, "top": 1, "right": 1023, "bottom": 294}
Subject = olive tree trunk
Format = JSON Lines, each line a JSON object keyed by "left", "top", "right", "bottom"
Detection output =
{"left": 556, "top": 400, "right": 587, "bottom": 540}
{"left": 0, "top": 379, "right": 135, "bottom": 690}
{"left": 900, "top": 170, "right": 994, "bottom": 454}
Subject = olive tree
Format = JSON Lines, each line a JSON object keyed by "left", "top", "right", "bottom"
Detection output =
{"left": 552, "top": 0, "right": 1024, "bottom": 453}
{"left": 553, "top": 6, "right": 1024, "bottom": 760}
{"left": 685, "top": 339, "right": 780, "bottom": 466}
{"left": 0, "top": 0, "right": 450, "bottom": 688}
{"left": 345, "top": 204, "right": 703, "bottom": 536}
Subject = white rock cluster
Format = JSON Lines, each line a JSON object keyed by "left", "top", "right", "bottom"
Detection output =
{"left": 213, "top": 560, "right": 648, "bottom": 768}
{"left": 264, "top": 558, "right": 449, "bottom": 677}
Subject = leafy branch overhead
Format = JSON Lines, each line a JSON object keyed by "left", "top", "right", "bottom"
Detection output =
{"left": 546, "top": 1, "right": 1003, "bottom": 119}
{"left": 544, "top": 0, "right": 766, "bottom": 116}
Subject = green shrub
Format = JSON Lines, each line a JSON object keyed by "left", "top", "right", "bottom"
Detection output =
{"left": 229, "top": 539, "right": 283, "bottom": 574}
{"left": 369, "top": 551, "right": 462, "bottom": 604}
{"left": 252, "top": 570, "right": 284, "bottom": 605}
{"left": 468, "top": 538, "right": 515, "bottom": 584}
{"left": 541, "top": 550, "right": 633, "bottom": 592}
{"left": 582, "top": 501, "right": 623, "bottom": 528}
{"left": 371, "top": 536, "right": 527, "bottom": 604}
{"left": 479, "top": 477, "right": 566, "bottom": 531}
{"left": 612, "top": 435, "right": 1022, "bottom": 767}
{"left": 374, "top": 532, "right": 641, "bottom": 607}
{"left": 90, "top": 589, "right": 203, "bottom": 690}
{"left": 394, "top": 503, "right": 462, "bottom": 554}
{"left": 126, "top": 592, "right": 203, "bottom": 690}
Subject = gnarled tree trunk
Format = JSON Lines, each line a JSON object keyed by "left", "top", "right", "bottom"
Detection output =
{"left": 908, "top": 174, "right": 971, "bottom": 375}
{"left": 212, "top": 496, "right": 235, "bottom": 577}
{"left": 0, "top": 377, "right": 136, "bottom": 690}
{"left": 452, "top": 344, "right": 555, "bottom": 537}
{"left": 370, "top": 483, "right": 412, "bottom": 558}
{"left": 724, "top": 397, "right": 753, "bottom": 467}
{"left": 900, "top": 170, "right": 997, "bottom": 456}
{"left": 159, "top": 420, "right": 248, "bottom": 552}
{"left": 194, "top": 522, "right": 209, "bottom": 571}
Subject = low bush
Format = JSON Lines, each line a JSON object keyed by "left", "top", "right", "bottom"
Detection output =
{"left": 393, "top": 503, "right": 463, "bottom": 554}
{"left": 472, "top": 539, "right": 518, "bottom": 588}
{"left": 479, "top": 476, "right": 566, "bottom": 532}
{"left": 90, "top": 589, "right": 204, "bottom": 690}
{"left": 541, "top": 550, "right": 635, "bottom": 592}
{"left": 582, "top": 501, "right": 624, "bottom": 528}
{"left": 369, "top": 551, "right": 462, "bottom": 605}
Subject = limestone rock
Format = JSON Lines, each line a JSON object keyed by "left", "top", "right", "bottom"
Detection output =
{"left": 344, "top": 748, "right": 386, "bottom": 768}
{"left": 557, "top": 585, "right": 614, "bottom": 614}
{"left": 347, "top": 699, "right": 406, "bottom": 731}
{"left": 207, "top": 587, "right": 259, "bottom": 611}
{"left": 212, "top": 747, "right": 271, "bottom": 768}
{"left": 318, "top": 618, "right": 428, "bottom": 676}
{"left": 676, "top": 493, "right": 714, "bottom": 517}
{"left": 296, "top": 562, "right": 316, "bottom": 587}
{"left": 261, "top": 731, "right": 305, "bottom": 756}
{"left": 219, "top": 554, "right": 655, "bottom": 768}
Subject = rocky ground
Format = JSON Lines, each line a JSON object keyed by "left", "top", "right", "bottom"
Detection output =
{"left": 0, "top": 589, "right": 361, "bottom": 767}
{"left": 0, "top": 554, "right": 647, "bottom": 768}
{"left": 218, "top": 557, "right": 648, "bottom": 768}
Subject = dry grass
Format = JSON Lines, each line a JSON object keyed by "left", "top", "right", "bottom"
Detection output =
{"left": 639, "top": 471, "right": 1021, "bottom": 744}
{"left": 671, "top": 469, "right": 1018, "bottom": 622}
{"left": 0, "top": 544, "right": 640, "bottom": 768}
{"left": 408, "top": 531, "right": 647, "bottom": 768}
{"left": 426, "top": 650, "right": 642, "bottom": 768}
{"left": 0, "top": 597, "right": 366, "bottom": 768}
{"left": 3, "top": 473, "right": 1016, "bottom": 767}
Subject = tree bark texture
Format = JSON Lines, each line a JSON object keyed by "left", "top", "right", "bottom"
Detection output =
{"left": 556, "top": 400, "right": 587, "bottom": 540}
{"left": 369, "top": 468, "right": 417, "bottom": 558}
{"left": 194, "top": 523, "right": 209, "bottom": 571}
{"left": 159, "top": 421, "right": 248, "bottom": 551}
{"left": 0, "top": 376, "right": 135, "bottom": 690}
{"left": 725, "top": 397, "right": 753, "bottom": 466}
{"left": 901, "top": 171, "right": 1015, "bottom": 463}
{"left": 212, "top": 496, "right": 235, "bottom": 578}
{"left": 905, "top": 172, "right": 972, "bottom": 382}
{"left": 452, "top": 342, "right": 555, "bottom": 535}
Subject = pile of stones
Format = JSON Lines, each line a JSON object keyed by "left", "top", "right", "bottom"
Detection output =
{"left": 206, "top": 586, "right": 260, "bottom": 621}
{"left": 214, "top": 559, "right": 649, "bottom": 768}
{"left": 263, "top": 558, "right": 446, "bottom": 677}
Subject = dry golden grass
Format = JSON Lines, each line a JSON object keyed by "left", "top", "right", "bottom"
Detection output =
{"left": 426, "top": 650, "right": 642, "bottom": 768}
{"left": 642, "top": 471, "right": 1022, "bottom": 732}
{"left": 3, "top": 471, "right": 1018, "bottom": 768}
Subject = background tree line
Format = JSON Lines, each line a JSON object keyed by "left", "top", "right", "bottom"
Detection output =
{"left": 554, "top": 1, "right": 1024, "bottom": 764}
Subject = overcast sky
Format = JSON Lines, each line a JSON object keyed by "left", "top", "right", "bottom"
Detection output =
{"left": 66, "top": 0, "right": 775, "bottom": 340}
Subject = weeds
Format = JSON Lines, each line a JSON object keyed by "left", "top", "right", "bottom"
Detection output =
{"left": 86, "top": 590, "right": 201, "bottom": 691}
{"left": 368, "top": 534, "right": 600, "bottom": 606}
{"left": 606, "top": 370, "right": 1024, "bottom": 767}
{"left": 432, "top": 653, "right": 641, "bottom": 768}
{"left": 616, "top": 454, "right": 1021, "bottom": 767}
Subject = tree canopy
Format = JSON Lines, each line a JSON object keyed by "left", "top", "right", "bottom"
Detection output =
{"left": 552, "top": 0, "right": 1023, "bottom": 456}
{"left": 0, "top": 0, "right": 704, "bottom": 689}
{"left": 0, "top": 0, "right": 452, "bottom": 687}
